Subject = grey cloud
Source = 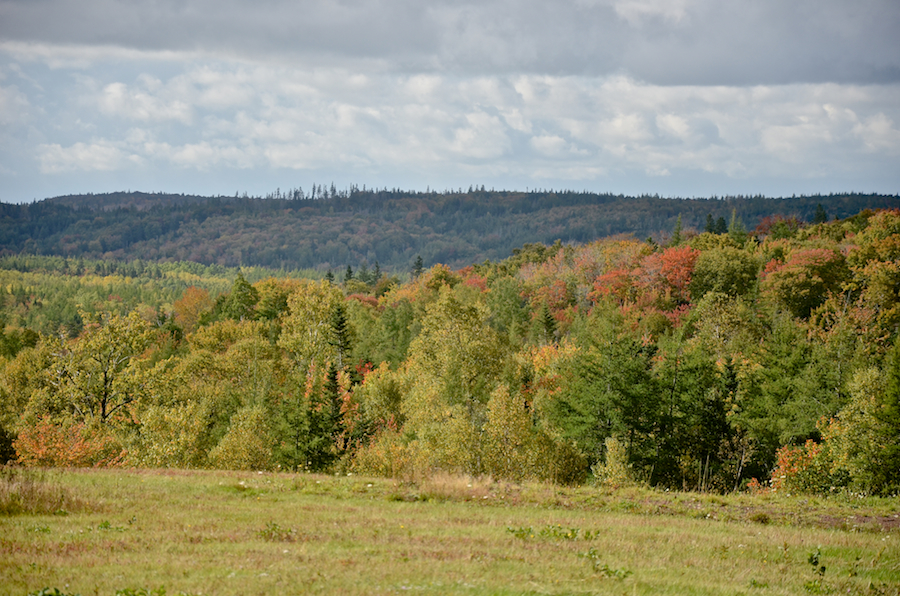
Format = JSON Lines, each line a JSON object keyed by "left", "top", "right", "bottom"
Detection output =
{"left": 1, "top": 0, "right": 898, "bottom": 84}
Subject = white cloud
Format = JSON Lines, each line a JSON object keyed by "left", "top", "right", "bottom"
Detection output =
{"left": 0, "top": 83, "right": 29, "bottom": 126}
{"left": 450, "top": 112, "right": 511, "bottom": 160}
{"left": 530, "top": 135, "right": 567, "bottom": 157}
{"left": 99, "top": 82, "right": 193, "bottom": 122}
{"left": 2, "top": 24, "right": 899, "bottom": 201}
{"left": 38, "top": 142, "right": 139, "bottom": 173}
{"left": 854, "top": 113, "right": 900, "bottom": 153}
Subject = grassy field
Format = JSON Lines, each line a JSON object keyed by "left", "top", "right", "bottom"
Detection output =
{"left": 1, "top": 467, "right": 898, "bottom": 596}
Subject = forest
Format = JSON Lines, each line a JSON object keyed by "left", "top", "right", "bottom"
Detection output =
{"left": 1, "top": 188, "right": 898, "bottom": 272}
{"left": 1, "top": 205, "right": 900, "bottom": 497}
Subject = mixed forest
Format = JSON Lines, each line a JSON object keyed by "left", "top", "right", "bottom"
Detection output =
{"left": 1, "top": 196, "right": 900, "bottom": 497}
{"left": 2, "top": 188, "right": 898, "bottom": 272}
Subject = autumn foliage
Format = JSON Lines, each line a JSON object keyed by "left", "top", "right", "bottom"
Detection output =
{"left": 3, "top": 207, "right": 900, "bottom": 496}
{"left": 14, "top": 417, "right": 126, "bottom": 468}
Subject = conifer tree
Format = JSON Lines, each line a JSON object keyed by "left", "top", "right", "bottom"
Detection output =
{"left": 539, "top": 302, "right": 557, "bottom": 344}
{"left": 329, "top": 300, "right": 352, "bottom": 369}
{"left": 669, "top": 214, "right": 683, "bottom": 246}
{"left": 813, "top": 203, "right": 828, "bottom": 224}
{"left": 727, "top": 209, "right": 747, "bottom": 245}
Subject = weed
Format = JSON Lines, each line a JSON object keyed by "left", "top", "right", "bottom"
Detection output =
{"left": 115, "top": 588, "right": 166, "bottom": 596}
{"left": 507, "top": 524, "right": 601, "bottom": 541}
{"left": 808, "top": 547, "right": 827, "bottom": 576}
{"left": 803, "top": 579, "right": 829, "bottom": 594}
{"left": 28, "top": 590, "right": 82, "bottom": 596}
{"left": 257, "top": 521, "right": 297, "bottom": 542}
{"left": 749, "top": 511, "right": 771, "bottom": 524}
{"left": 507, "top": 526, "right": 535, "bottom": 540}
{"left": 748, "top": 578, "right": 769, "bottom": 588}
{"left": 97, "top": 520, "right": 126, "bottom": 532}
{"left": 578, "top": 547, "right": 632, "bottom": 579}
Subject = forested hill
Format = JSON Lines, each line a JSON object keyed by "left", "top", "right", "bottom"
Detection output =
{"left": 2, "top": 189, "right": 897, "bottom": 272}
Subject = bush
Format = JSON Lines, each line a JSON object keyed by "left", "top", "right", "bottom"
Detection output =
{"left": 769, "top": 440, "right": 841, "bottom": 495}
{"left": 208, "top": 406, "right": 275, "bottom": 471}
{"left": 14, "top": 417, "right": 126, "bottom": 468}
{"left": 592, "top": 437, "right": 634, "bottom": 489}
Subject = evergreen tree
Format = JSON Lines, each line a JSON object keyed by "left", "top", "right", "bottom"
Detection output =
{"left": 223, "top": 273, "right": 259, "bottom": 321}
{"left": 344, "top": 265, "right": 354, "bottom": 282}
{"left": 704, "top": 213, "right": 715, "bottom": 234}
{"left": 727, "top": 209, "right": 748, "bottom": 245}
{"left": 413, "top": 255, "right": 424, "bottom": 279}
{"left": 328, "top": 300, "right": 352, "bottom": 369}
{"left": 813, "top": 203, "right": 828, "bottom": 224}
{"left": 358, "top": 262, "right": 370, "bottom": 284}
{"left": 715, "top": 217, "right": 728, "bottom": 234}
{"left": 669, "top": 214, "right": 683, "bottom": 246}
{"left": 539, "top": 302, "right": 557, "bottom": 344}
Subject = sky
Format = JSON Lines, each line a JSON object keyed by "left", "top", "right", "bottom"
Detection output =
{"left": 1, "top": 0, "right": 899, "bottom": 203}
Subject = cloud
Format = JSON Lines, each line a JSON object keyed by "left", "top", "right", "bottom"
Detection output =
{"left": 1, "top": 1, "right": 898, "bottom": 201}
{"left": 1, "top": 1, "right": 898, "bottom": 85}
{"left": 21, "top": 63, "right": 898, "bottom": 183}
{"left": 38, "top": 142, "right": 140, "bottom": 173}
{"left": 99, "top": 81, "right": 192, "bottom": 122}
{"left": 450, "top": 111, "right": 511, "bottom": 160}
{"left": 0, "top": 81, "right": 29, "bottom": 126}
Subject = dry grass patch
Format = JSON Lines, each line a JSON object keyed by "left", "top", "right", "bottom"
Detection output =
{"left": 0, "top": 466, "right": 89, "bottom": 516}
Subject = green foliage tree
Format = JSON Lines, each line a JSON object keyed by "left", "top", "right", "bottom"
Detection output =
{"left": 401, "top": 286, "right": 508, "bottom": 474}
{"left": 46, "top": 311, "right": 154, "bottom": 424}
{"left": 222, "top": 273, "right": 260, "bottom": 321}
{"left": 552, "top": 307, "right": 659, "bottom": 476}
{"left": 208, "top": 405, "right": 275, "bottom": 470}
{"left": 761, "top": 248, "right": 849, "bottom": 319}
{"left": 690, "top": 247, "right": 759, "bottom": 300}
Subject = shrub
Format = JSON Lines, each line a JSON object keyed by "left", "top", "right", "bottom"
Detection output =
{"left": 769, "top": 440, "right": 839, "bottom": 495}
{"left": 592, "top": 437, "right": 634, "bottom": 489}
{"left": 208, "top": 406, "right": 274, "bottom": 471}
{"left": 14, "top": 417, "right": 126, "bottom": 468}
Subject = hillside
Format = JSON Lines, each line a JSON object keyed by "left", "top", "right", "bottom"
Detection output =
{"left": 2, "top": 189, "right": 897, "bottom": 272}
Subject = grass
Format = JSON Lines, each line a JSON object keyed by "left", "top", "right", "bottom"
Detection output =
{"left": 0, "top": 467, "right": 90, "bottom": 516}
{"left": 0, "top": 468, "right": 898, "bottom": 595}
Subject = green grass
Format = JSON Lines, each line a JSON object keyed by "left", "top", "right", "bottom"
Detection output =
{"left": 1, "top": 468, "right": 898, "bottom": 595}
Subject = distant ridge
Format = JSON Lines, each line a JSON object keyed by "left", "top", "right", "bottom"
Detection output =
{"left": 3, "top": 189, "right": 898, "bottom": 272}
{"left": 44, "top": 191, "right": 234, "bottom": 212}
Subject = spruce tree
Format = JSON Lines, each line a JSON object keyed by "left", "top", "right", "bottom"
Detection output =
{"left": 413, "top": 255, "right": 424, "bottom": 278}
{"left": 813, "top": 203, "right": 828, "bottom": 224}
{"left": 669, "top": 214, "right": 683, "bottom": 246}
{"left": 329, "top": 301, "right": 352, "bottom": 369}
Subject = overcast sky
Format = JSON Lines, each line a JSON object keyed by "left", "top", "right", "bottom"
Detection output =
{"left": 1, "top": 0, "right": 899, "bottom": 203}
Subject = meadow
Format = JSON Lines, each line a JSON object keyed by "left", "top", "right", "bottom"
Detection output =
{"left": 1, "top": 467, "right": 898, "bottom": 595}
